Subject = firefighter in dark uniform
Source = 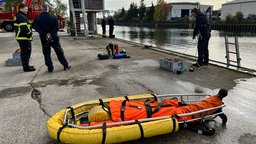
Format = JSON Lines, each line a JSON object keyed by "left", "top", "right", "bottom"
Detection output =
{"left": 14, "top": 4, "right": 35, "bottom": 72}
{"left": 101, "top": 16, "right": 106, "bottom": 37}
{"left": 108, "top": 16, "right": 115, "bottom": 38}
{"left": 191, "top": 8, "right": 211, "bottom": 68}
{"left": 33, "top": 4, "right": 70, "bottom": 73}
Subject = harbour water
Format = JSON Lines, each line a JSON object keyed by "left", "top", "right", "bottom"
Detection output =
{"left": 97, "top": 25, "right": 256, "bottom": 71}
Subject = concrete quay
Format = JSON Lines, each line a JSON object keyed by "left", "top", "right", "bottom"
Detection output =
{"left": 0, "top": 31, "right": 255, "bottom": 144}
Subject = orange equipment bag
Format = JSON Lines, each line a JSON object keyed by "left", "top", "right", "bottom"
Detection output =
{"left": 109, "top": 99, "right": 179, "bottom": 122}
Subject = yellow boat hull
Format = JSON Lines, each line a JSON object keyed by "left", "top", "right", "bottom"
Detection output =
{"left": 47, "top": 94, "right": 179, "bottom": 144}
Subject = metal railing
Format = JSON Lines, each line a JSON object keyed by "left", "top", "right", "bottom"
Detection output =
{"left": 60, "top": 93, "right": 227, "bottom": 129}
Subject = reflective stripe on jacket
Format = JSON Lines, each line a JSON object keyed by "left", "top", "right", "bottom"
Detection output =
{"left": 14, "top": 11, "right": 32, "bottom": 41}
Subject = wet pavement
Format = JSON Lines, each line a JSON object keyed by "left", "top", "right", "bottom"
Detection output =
{"left": 0, "top": 31, "right": 255, "bottom": 144}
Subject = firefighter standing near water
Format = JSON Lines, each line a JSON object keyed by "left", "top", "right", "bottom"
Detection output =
{"left": 14, "top": 3, "right": 35, "bottom": 72}
{"left": 108, "top": 16, "right": 115, "bottom": 38}
{"left": 101, "top": 16, "right": 106, "bottom": 37}
{"left": 191, "top": 8, "right": 211, "bottom": 68}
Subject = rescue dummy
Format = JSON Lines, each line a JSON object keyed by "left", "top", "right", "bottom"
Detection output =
{"left": 176, "top": 89, "right": 228, "bottom": 121}
{"left": 109, "top": 89, "right": 227, "bottom": 122}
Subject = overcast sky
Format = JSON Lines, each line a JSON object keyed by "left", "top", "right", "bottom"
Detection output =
{"left": 63, "top": 0, "right": 233, "bottom": 11}
{"left": 104, "top": 0, "right": 233, "bottom": 10}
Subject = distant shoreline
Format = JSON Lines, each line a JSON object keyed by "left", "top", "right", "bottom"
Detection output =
{"left": 115, "top": 22, "right": 256, "bottom": 34}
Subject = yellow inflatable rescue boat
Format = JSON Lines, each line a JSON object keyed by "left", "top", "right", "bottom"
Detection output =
{"left": 47, "top": 91, "right": 227, "bottom": 143}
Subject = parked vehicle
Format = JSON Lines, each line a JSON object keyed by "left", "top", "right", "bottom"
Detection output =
{"left": 0, "top": 0, "right": 63, "bottom": 32}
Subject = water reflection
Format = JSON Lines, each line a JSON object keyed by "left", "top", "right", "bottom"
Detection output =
{"left": 97, "top": 25, "right": 256, "bottom": 70}
{"left": 130, "top": 31, "right": 138, "bottom": 39}
{"left": 138, "top": 28, "right": 146, "bottom": 41}
{"left": 127, "top": 27, "right": 153, "bottom": 44}
{"left": 154, "top": 28, "right": 169, "bottom": 46}
{"left": 121, "top": 28, "right": 126, "bottom": 38}
{"left": 179, "top": 30, "right": 190, "bottom": 36}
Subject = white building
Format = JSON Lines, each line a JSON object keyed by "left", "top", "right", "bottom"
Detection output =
{"left": 170, "top": 2, "right": 212, "bottom": 21}
{"left": 221, "top": 0, "right": 256, "bottom": 20}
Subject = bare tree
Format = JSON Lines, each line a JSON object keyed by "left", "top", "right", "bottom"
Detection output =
{"left": 52, "top": 0, "right": 67, "bottom": 17}
{"left": 154, "top": 0, "right": 171, "bottom": 21}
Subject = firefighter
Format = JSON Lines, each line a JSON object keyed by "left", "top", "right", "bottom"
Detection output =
{"left": 108, "top": 16, "right": 115, "bottom": 38}
{"left": 101, "top": 16, "right": 106, "bottom": 37}
{"left": 191, "top": 8, "right": 211, "bottom": 68}
{"left": 33, "top": 4, "right": 70, "bottom": 73}
{"left": 14, "top": 3, "right": 35, "bottom": 72}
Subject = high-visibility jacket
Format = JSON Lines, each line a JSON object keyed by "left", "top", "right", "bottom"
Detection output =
{"left": 14, "top": 11, "right": 32, "bottom": 41}
{"left": 176, "top": 96, "right": 223, "bottom": 122}
{"left": 109, "top": 99, "right": 179, "bottom": 122}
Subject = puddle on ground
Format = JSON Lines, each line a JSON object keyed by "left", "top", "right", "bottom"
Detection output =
{"left": 31, "top": 77, "right": 92, "bottom": 87}
{"left": 133, "top": 59, "right": 159, "bottom": 67}
{"left": 108, "top": 64, "right": 121, "bottom": 70}
{"left": 0, "top": 77, "right": 93, "bottom": 98}
{"left": 31, "top": 79, "right": 69, "bottom": 87}
{"left": 105, "top": 59, "right": 159, "bottom": 72}
{"left": 238, "top": 133, "right": 256, "bottom": 144}
{"left": 0, "top": 86, "right": 32, "bottom": 98}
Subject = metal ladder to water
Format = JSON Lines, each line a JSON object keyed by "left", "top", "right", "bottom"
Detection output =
{"left": 225, "top": 35, "right": 241, "bottom": 69}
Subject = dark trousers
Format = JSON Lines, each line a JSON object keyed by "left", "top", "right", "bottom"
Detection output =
{"left": 109, "top": 26, "right": 114, "bottom": 36}
{"left": 197, "top": 34, "right": 211, "bottom": 65}
{"left": 17, "top": 40, "right": 31, "bottom": 69}
{"left": 40, "top": 36, "right": 69, "bottom": 70}
{"left": 102, "top": 26, "right": 106, "bottom": 35}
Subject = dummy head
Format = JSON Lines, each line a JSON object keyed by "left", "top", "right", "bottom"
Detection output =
{"left": 217, "top": 89, "right": 228, "bottom": 100}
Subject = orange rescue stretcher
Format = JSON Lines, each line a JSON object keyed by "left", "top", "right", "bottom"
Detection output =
{"left": 47, "top": 91, "right": 227, "bottom": 144}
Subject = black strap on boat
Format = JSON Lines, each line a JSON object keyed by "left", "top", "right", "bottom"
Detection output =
{"left": 151, "top": 93, "right": 158, "bottom": 101}
{"left": 57, "top": 123, "right": 68, "bottom": 142}
{"left": 135, "top": 120, "right": 144, "bottom": 139}
{"left": 66, "top": 106, "right": 75, "bottom": 119}
{"left": 99, "top": 99, "right": 104, "bottom": 106}
{"left": 102, "top": 122, "right": 107, "bottom": 144}
{"left": 144, "top": 101, "right": 152, "bottom": 118}
{"left": 152, "top": 100, "right": 165, "bottom": 114}
{"left": 124, "top": 95, "right": 129, "bottom": 101}
{"left": 102, "top": 106, "right": 109, "bottom": 113}
{"left": 121, "top": 100, "right": 127, "bottom": 121}
{"left": 171, "top": 116, "right": 176, "bottom": 134}
{"left": 173, "top": 114, "right": 180, "bottom": 119}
